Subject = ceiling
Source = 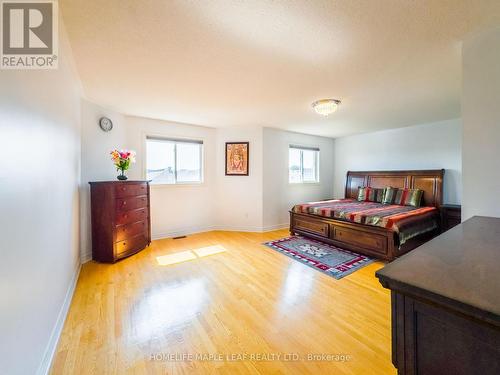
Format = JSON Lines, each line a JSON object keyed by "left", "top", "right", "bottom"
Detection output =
{"left": 61, "top": 0, "right": 500, "bottom": 138}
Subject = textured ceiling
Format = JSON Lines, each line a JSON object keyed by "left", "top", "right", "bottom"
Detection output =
{"left": 61, "top": 0, "right": 500, "bottom": 137}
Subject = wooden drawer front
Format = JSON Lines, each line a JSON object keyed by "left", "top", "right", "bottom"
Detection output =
{"left": 115, "top": 233, "right": 148, "bottom": 256}
{"left": 115, "top": 221, "right": 148, "bottom": 243}
{"left": 115, "top": 183, "right": 148, "bottom": 198}
{"left": 334, "top": 227, "right": 387, "bottom": 254}
{"left": 294, "top": 217, "right": 329, "bottom": 237}
{"left": 116, "top": 195, "right": 148, "bottom": 212}
{"left": 115, "top": 207, "right": 148, "bottom": 226}
{"left": 446, "top": 210, "right": 461, "bottom": 220}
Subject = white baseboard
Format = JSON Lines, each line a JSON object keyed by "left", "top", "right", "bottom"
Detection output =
{"left": 152, "top": 225, "right": 217, "bottom": 240}
{"left": 80, "top": 250, "right": 92, "bottom": 264}
{"left": 36, "top": 260, "right": 82, "bottom": 375}
{"left": 213, "top": 225, "right": 266, "bottom": 232}
{"left": 261, "top": 223, "right": 289, "bottom": 232}
{"left": 151, "top": 223, "right": 289, "bottom": 241}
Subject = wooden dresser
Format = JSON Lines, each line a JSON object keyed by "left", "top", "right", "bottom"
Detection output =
{"left": 89, "top": 181, "right": 151, "bottom": 263}
{"left": 376, "top": 216, "right": 500, "bottom": 375}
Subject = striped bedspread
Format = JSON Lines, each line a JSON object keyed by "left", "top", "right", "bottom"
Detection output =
{"left": 293, "top": 199, "right": 439, "bottom": 245}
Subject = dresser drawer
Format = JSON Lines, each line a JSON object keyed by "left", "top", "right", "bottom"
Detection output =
{"left": 115, "top": 220, "right": 148, "bottom": 242}
{"left": 333, "top": 226, "right": 387, "bottom": 254}
{"left": 294, "top": 217, "right": 329, "bottom": 238}
{"left": 115, "top": 183, "right": 148, "bottom": 198}
{"left": 115, "top": 233, "right": 148, "bottom": 257}
{"left": 116, "top": 195, "right": 148, "bottom": 212}
{"left": 446, "top": 210, "right": 461, "bottom": 219}
{"left": 115, "top": 207, "right": 149, "bottom": 226}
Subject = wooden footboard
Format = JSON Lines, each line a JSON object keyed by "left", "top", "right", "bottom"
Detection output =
{"left": 289, "top": 211, "right": 439, "bottom": 261}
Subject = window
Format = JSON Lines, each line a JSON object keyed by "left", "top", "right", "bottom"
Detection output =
{"left": 289, "top": 145, "right": 319, "bottom": 183}
{"left": 146, "top": 137, "right": 203, "bottom": 184}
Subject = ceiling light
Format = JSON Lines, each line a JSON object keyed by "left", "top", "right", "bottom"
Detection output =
{"left": 312, "top": 99, "right": 341, "bottom": 116}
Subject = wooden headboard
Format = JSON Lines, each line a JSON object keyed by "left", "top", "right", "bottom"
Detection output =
{"left": 345, "top": 169, "right": 444, "bottom": 207}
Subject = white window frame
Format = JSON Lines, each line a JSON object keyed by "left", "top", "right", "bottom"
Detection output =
{"left": 288, "top": 145, "right": 320, "bottom": 184}
{"left": 144, "top": 134, "right": 205, "bottom": 186}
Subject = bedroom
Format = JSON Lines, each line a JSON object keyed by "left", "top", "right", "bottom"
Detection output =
{"left": 0, "top": 1, "right": 499, "bottom": 374}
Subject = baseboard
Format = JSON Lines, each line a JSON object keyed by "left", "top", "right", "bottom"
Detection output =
{"left": 151, "top": 223, "right": 289, "bottom": 241}
{"left": 152, "top": 225, "right": 217, "bottom": 240}
{"left": 261, "top": 223, "right": 289, "bottom": 232}
{"left": 80, "top": 250, "right": 92, "bottom": 264}
{"left": 36, "top": 260, "right": 82, "bottom": 375}
{"left": 213, "top": 225, "right": 266, "bottom": 232}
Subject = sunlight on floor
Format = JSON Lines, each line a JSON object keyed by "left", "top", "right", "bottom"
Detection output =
{"left": 156, "top": 245, "right": 227, "bottom": 266}
{"left": 156, "top": 250, "right": 197, "bottom": 266}
{"left": 193, "top": 245, "right": 227, "bottom": 257}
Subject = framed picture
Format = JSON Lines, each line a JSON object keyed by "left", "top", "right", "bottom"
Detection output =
{"left": 225, "top": 142, "right": 249, "bottom": 176}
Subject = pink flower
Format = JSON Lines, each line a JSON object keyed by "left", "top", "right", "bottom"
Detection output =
{"left": 110, "top": 149, "right": 136, "bottom": 165}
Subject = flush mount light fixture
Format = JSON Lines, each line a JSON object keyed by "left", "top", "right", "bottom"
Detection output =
{"left": 312, "top": 99, "right": 341, "bottom": 116}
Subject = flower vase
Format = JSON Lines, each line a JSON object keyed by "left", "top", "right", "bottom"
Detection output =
{"left": 117, "top": 169, "right": 128, "bottom": 181}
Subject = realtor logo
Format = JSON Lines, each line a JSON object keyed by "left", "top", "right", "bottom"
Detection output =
{"left": 1, "top": 0, "right": 58, "bottom": 69}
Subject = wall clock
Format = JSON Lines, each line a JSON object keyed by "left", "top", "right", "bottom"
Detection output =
{"left": 99, "top": 117, "right": 113, "bottom": 132}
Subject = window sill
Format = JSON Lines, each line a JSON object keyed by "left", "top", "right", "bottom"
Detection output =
{"left": 150, "top": 182, "right": 207, "bottom": 188}
{"left": 289, "top": 182, "right": 321, "bottom": 186}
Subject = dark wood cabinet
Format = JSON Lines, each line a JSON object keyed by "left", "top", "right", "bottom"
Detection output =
{"left": 440, "top": 204, "right": 461, "bottom": 232}
{"left": 376, "top": 217, "right": 500, "bottom": 375}
{"left": 89, "top": 181, "right": 151, "bottom": 263}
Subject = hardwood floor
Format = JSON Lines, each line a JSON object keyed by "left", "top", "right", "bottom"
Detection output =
{"left": 50, "top": 230, "right": 395, "bottom": 375}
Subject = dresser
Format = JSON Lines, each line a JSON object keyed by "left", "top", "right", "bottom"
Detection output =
{"left": 89, "top": 181, "right": 151, "bottom": 263}
{"left": 376, "top": 216, "right": 500, "bottom": 375}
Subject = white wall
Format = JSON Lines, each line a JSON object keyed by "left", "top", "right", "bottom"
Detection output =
{"left": 215, "top": 127, "right": 264, "bottom": 231}
{"left": 462, "top": 28, "right": 500, "bottom": 220}
{"left": 333, "top": 119, "right": 462, "bottom": 204}
{"left": 263, "top": 128, "right": 335, "bottom": 229}
{"left": 80, "top": 110, "right": 338, "bottom": 247}
{"left": 80, "top": 109, "right": 267, "bottom": 244}
{"left": 0, "top": 21, "right": 82, "bottom": 375}
{"left": 80, "top": 101, "right": 217, "bottom": 257}
{"left": 125, "top": 116, "right": 217, "bottom": 240}
{"left": 80, "top": 100, "right": 126, "bottom": 260}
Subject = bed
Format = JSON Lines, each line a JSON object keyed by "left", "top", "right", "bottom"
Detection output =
{"left": 289, "top": 170, "right": 444, "bottom": 261}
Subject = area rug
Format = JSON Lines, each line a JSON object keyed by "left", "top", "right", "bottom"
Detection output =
{"left": 264, "top": 236, "right": 374, "bottom": 280}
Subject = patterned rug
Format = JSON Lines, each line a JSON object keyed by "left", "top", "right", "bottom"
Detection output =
{"left": 264, "top": 236, "right": 374, "bottom": 280}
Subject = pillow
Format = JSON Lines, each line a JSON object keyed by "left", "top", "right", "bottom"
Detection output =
{"left": 395, "top": 188, "right": 424, "bottom": 207}
{"left": 357, "top": 187, "right": 385, "bottom": 203}
{"left": 382, "top": 187, "right": 398, "bottom": 205}
{"left": 382, "top": 187, "right": 423, "bottom": 207}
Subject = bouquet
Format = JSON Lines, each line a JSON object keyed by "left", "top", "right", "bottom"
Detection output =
{"left": 110, "top": 149, "right": 136, "bottom": 180}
